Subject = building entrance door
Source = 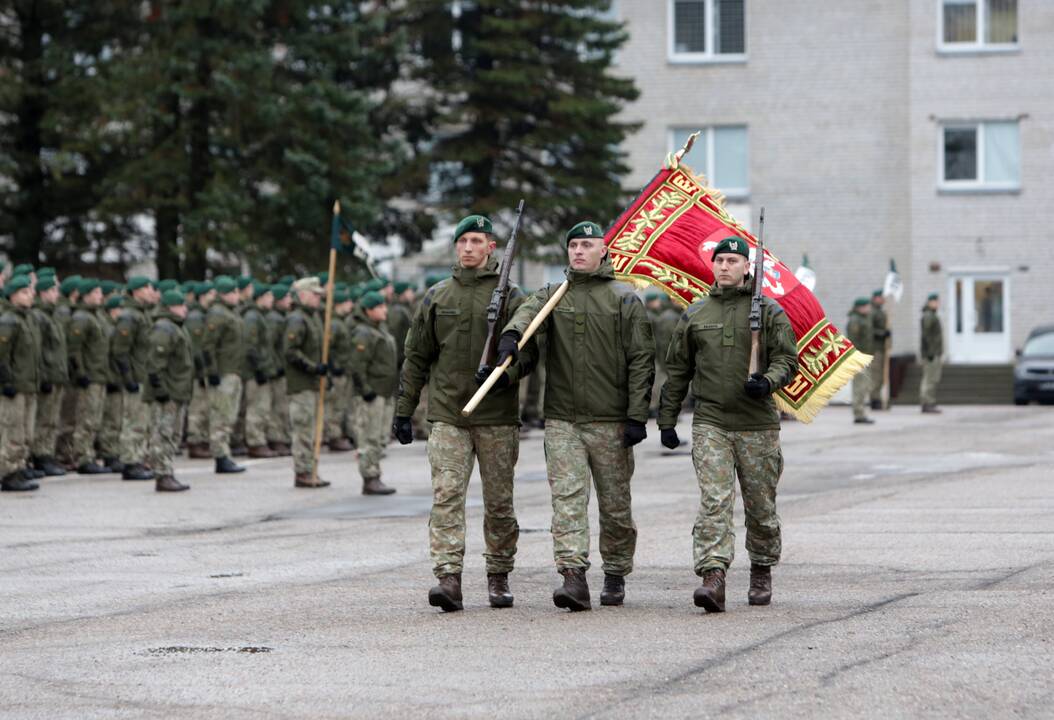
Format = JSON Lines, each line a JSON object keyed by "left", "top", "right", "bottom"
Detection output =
{"left": 947, "top": 273, "right": 1011, "bottom": 363}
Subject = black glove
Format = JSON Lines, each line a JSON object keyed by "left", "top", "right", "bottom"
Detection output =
{"left": 660, "top": 427, "right": 680, "bottom": 449}
{"left": 155, "top": 393, "right": 170, "bottom": 404}
{"left": 207, "top": 374, "right": 221, "bottom": 387}
{"left": 254, "top": 371, "right": 269, "bottom": 385}
{"left": 40, "top": 381, "right": 53, "bottom": 394}
{"left": 744, "top": 373, "right": 771, "bottom": 399}
{"left": 393, "top": 416, "right": 413, "bottom": 445}
{"left": 361, "top": 390, "right": 378, "bottom": 402}
{"left": 148, "top": 373, "right": 162, "bottom": 390}
{"left": 76, "top": 375, "right": 92, "bottom": 389}
{"left": 622, "top": 419, "right": 647, "bottom": 448}
{"left": 474, "top": 365, "right": 510, "bottom": 390}
{"left": 274, "top": 367, "right": 285, "bottom": 378}
{"left": 1, "top": 385, "right": 15, "bottom": 399}
{"left": 105, "top": 382, "right": 120, "bottom": 394}
{"left": 496, "top": 331, "right": 521, "bottom": 366}
{"left": 315, "top": 362, "right": 328, "bottom": 376}
{"left": 124, "top": 381, "right": 139, "bottom": 393}
{"left": 197, "top": 377, "right": 206, "bottom": 389}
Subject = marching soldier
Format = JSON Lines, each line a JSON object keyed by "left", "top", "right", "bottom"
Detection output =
{"left": 266, "top": 284, "right": 293, "bottom": 456}
{"left": 67, "top": 279, "right": 110, "bottom": 474}
{"left": 846, "top": 298, "right": 875, "bottom": 425}
{"left": 395, "top": 214, "right": 536, "bottom": 611}
{"left": 201, "top": 276, "right": 246, "bottom": 474}
{"left": 501, "top": 221, "right": 655, "bottom": 612}
{"left": 242, "top": 282, "right": 277, "bottom": 458}
{"left": 0, "top": 275, "right": 43, "bottom": 492}
{"left": 30, "top": 275, "right": 69, "bottom": 477}
{"left": 283, "top": 277, "right": 330, "bottom": 488}
{"left": 869, "top": 290, "right": 890, "bottom": 411}
{"left": 185, "top": 282, "right": 214, "bottom": 458}
{"left": 111, "top": 277, "right": 157, "bottom": 480}
{"left": 920, "top": 292, "right": 943, "bottom": 414}
{"left": 658, "top": 236, "right": 799, "bottom": 613}
{"left": 348, "top": 291, "right": 397, "bottom": 496}
{"left": 325, "top": 288, "right": 354, "bottom": 452}
{"left": 146, "top": 290, "right": 195, "bottom": 492}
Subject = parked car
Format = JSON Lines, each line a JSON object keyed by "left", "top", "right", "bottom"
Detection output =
{"left": 1014, "top": 325, "right": 1054, "bottom": 405}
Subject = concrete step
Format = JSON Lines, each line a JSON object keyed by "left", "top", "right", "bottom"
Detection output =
{"left": 892, "top": 363, "right": 1014, "bottom": 405}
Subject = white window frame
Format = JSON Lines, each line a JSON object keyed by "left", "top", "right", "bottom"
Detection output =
{"left": 937, "top": 121, "right": 1020, "bottom": 193}
{"left": 667, "top": 0, "right": 747, "bottom": 64}
{"left": 936, "top": 0, "right": 1019, "bottom": 54}
{"left": 668, "top": 125, "right": 749, "bottom": 199}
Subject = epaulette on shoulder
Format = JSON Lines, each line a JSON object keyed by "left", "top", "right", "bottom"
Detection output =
{"left": 422, "top": 281, "right": 448, "bottom": 309}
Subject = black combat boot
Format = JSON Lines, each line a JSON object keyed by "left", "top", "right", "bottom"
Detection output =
{"left": 156, "top": 475, "right": 190, "bottom": 492}
{"left": 362, "top": 477, "right": 395, "bottom": 495}
{"left": 600, "top": 574, "right": 625, "bottom": 606}
{"left": 102, "top": 457, "right": 124, "bottom": 474}
{"left": 694, "top": 568, "right": 726, "bottom": 613}
{"left": 428, "top": 573, "right": 464, "bottom": 612}
{"left": 748, "top": 564, "right": 772, "bottom": 606}
{"left": 2, "top": 472, "right": 38, "bottom": 492}
{"left": 487, "top": 573, "right": 514, "bottom": 608}
{"left": 214, "top": 456, "right": 246, "bottom": 474}
{"left": 35, "top": 457, "right": 67, "bottom": 477}
{"left": 22, "top": 466, "right": 44, "bottom": 479}
{"left": 122, "top": 463, "right": 155, "bottom": 481}
{"left": 553, "top": 568, "right": 591, "bottom": 612}
{"left": 77, "top": 461, "right": 109, "bottom": 475}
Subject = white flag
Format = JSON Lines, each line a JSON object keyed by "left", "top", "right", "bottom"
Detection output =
{"left": 794, "top": 254, "right": 816, "bottom": 292}
{"left": 883, "top": 259, "right": 903, "bottom": 303}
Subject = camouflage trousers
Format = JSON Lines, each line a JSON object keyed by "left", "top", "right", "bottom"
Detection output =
{"left": 147, "top": 401, "right": 186, "bottom": 477}
{"left": 345, "top": 395, "right": 361, "bottom": 444}
{"left": 0, "top": 394, "right": 35, "bottom": 477}
{"left": 870, "top": 347, "right": 887, "bottom": 405}
{"left": 208, "top": 374, "right": 242, "bottom": 458}
{"left": 244, "top": 379, "right": 272, "bottom": 448}
{"left": 427, "top": 422, "right": 520, "bottom": 577}
{"left": 288, "top": 390, "right": 318, "bottom": 475}
{"left": 852, "top": 369, "right": 871, "bottom": 420}
{"left": 32, "top": 386, "right": 63, "bottom": 459}
{"left": 118, "top": 390, "right": 151, "bottom": 463}
{"left": 324, "top": 375, "right": 349, "bottom": 442}
{"left": 71, "top": 384, "right": 105, "bottom": 465}
{"left": 187, "top": 382, "right": 210, "bottom": 445}
{"left": 356, "top": 396, "right": 393, "bottom": 480}
{"left": 691, "top": 423, "right": 783, "bottom": 573}
{"left": 56, "top": 383, "right": 79, "bottom": 463}
{"left": 411, "top": 385, "right": 430, "bottom": 440}
{"left": 98, "top": 388, "right": 124, "bottom": 460}
{"left": 920, "top": 358, "right": 942, "bottom": 406}
{"left": 267, "top": 376, "right": 292, "bottom": 445}
{"left": 544, "top": 420, "right": 637, "bottom": 576}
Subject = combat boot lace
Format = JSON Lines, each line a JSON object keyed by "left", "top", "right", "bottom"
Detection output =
{"left": 487, "top": 573, "right": 514, "bottom": 608}
{"left": 694, "top": 568, "right": 726, "bottom": 613}
{"left": 429, "top": 573, "right": 464, "bottom": 613}
{"left": 553, "top": 568, "right": 591, "bottom": 612}
{"left": 748, "top": 564, "right": 772, "bottom": 606}
{"left": 600, "top": 574, "right": 625, "bottom": 606}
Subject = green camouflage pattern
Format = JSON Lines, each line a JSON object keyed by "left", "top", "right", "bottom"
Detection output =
{"left": 148, "top": 401, "right": 186, "bottom": 476}
{"left": 208, "top": 373, "right": 242, "bottom": 458}
{"left": 288, "top": 389, "right": 317, "bottom": 474}
{"left": 427, "top": 421, "right": 519, "bottom": 577}
{"left": 920, "top": 358, "right": 942, "bottom": 406}
{"left": 920, "top": 308, "right": 943, "bottom": 360}
{"left": 324, "top": 374, "right": 349, "bottom": 442}
{"left": 268, "top": 376, "right": 291, "bottom": 445}
{"left": 187, "top": 384, "right": 210, "bottom": 445}
{"left": 118, "top": 391, "right": 151, "bottom": 463}
{"left": 0, "top": 395, "right": 31, "bottom": 477}
{"left": 356, "top": 395, "right": 393, "bottom": 479}
{"left": 98, "top": 389, "right": 123, "bottom": 460}
{"left": 32, "top": 387, "right": 62, "bottom": 459}
{"left": 71, "top": 384, "right": 105, "bottom": 465}
{"left": 244, "top": 378, "right": 272, "bottom": 448}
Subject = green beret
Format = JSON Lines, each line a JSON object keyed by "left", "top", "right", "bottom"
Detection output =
{"left": 105, "top": 295, "right": 124, "bottom": 310}
{"left": 853, "top": 297, "right": 870, "bottom": 308}
{"left": 316, "top": 271, "right": 329, "bottom": 286}
{"left": 79, "top": 278, "right": 101, "bottom": 295}
{"left": 181, "top": 282, "right": 196, "bottom": 294}
{"left": 37, "top": 276, "right": 57, "bottom": 292}
{"left": 100, "top": 280, "right": 118, "bottom": 295}
{"left": 711, "top": 236, "right": 750, "bottom": 260}
{"left": 453, "top": 214, "right": 493, "bottom": 242}
{"left": 393, "top": 280, "right": 414, "bottom": 294}
{"left": 278, "top": 274, "right": 295, "bottom": 286}
{"left": 872, "top": 289, "right": 883, "bottom": 298}
{"left": 644, "top": 289, "right": 664, "bottom": 301}
{"left": 195, "top": 281, "right": 215, "bottom": 298}
{"left": 237, "top": 275, "right": 253, "bottom": 289}
{"left": 359, "top": 290, "right": 385, "bottom": 310}
{"left": 5, "top": 275, "right": 31, "bottom": 296}
{"left": 349, "top": 285, "right": 365, "bottom": 301}
{"left": 157, "top": 279, "right": 178, "bottom": 293}
{"left": 214, "top": 276, "right": 237, "bottom": 294}
{"left": 161, "top": 290, "right": 185, "bottom": 307}
{"left": 60, "top": 276, "right": 82, "bottom": 296}
{"left": 334, "top": 289, "right": 350, "bottom": 304}
{"left": 252, "top": 281, "right": 272, "bottom": 300}
{"left": 564, "top": 221, "right": 604, "bottom": 246}
{"left": 363, "top": 278, "right": 384, "bottom": 293}
{"left": 271, "top": 284, "right": 290, "bottom": 300}
{"left": 127, "top": 276, "right": 153, "bottom": 292}
{"left": 37, "top": 267, "right": 56, "bottom": 277}
{"left": 13, "top": 263, "right": 34, "bottom": 276}
{"left": 927, "top": 292, "right": 939, "bottom": 301}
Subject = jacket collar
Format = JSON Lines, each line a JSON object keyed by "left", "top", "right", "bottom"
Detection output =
{"left": 452, "top": 255, "right": 500, "bottom": 285}
{"left": 565, "top": 255, "right": 615, "bottom": 285}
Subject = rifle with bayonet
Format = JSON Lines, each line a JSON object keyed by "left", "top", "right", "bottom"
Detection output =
{"left": 477, "top": 199, "right": 526, "bottom": 378}
{"left": 747, "top": 207, "right": 766, "bottom": 379}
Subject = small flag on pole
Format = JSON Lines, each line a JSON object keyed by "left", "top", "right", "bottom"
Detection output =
{"left": 794, "top": 254, "right": 817, "bottom": 292}
{"left": 330, "top": 200, "right": 378, "bottom": 277}
{"left": 883, "top": 259, "right": 903, "bottom": 303}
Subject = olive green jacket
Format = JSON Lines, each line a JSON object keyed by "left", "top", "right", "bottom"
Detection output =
{"left": 0, "top": 306, "right": 42, "bottom": 394}
{"left": 397, "top": 257, "right": 536, "bottom": 426}
{"left": 503, "top": 257, "right": 654, "bottom": 425}
{"left": 202, "top": 301, "right": 245, "bottom": 378}
{"left": 920, "top": 308, "right": 943, "bottom": 360}
{"left": 329, "top": 312, "right": 354, "bottom": 379}
{"left": 242, "top": 304, "right": 276, "bottom": 378}
{"left": 32, "top": 302, "right": 68, "bottom": 385}
{"left": 111, "top": 299, "right": 154, "bottom": 383}
{"left": 870, "top": 303, "right": 890, "bottom": 345}
{"left": 650, "top": 302, "right": 681, "bottom": 373}
{"left": 846, "top": 309, "right": 875, "bottom": 355}
{"left": 67, "top": 306, "right": 109, "bottom": 384}
{"left": 658, "top": 285, "right": 798, "bottom": 432}
{"left": 266, "top": 308, "right": 287, "bottom": 379}
{"left": 283, "top": 305, "right": 324, "bottom": 395}
{"left": 147, "top": 311, "right": 194, "bottom": 403}
{"left": 350, "top": 311, "right": 399, "bottom": 399}
{"left": 387, "top": 300, "right": 414, "bottom": 369}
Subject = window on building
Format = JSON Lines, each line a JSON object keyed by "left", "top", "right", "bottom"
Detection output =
{"left": 669, "top": 0, "right": 745, "bottom": 61}
{"left": 940, "top": 0, "right": 1017, "bottom": 50}
{"left": 670, "top": 126, "right": 748, "bottom": 197}
{"left": 940, "top": 121, "right": 1020, "bottom": 190}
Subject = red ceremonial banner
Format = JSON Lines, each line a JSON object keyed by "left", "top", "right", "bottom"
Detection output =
{"left": 604, "top": 158, "right": 870, "bottom": 422}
